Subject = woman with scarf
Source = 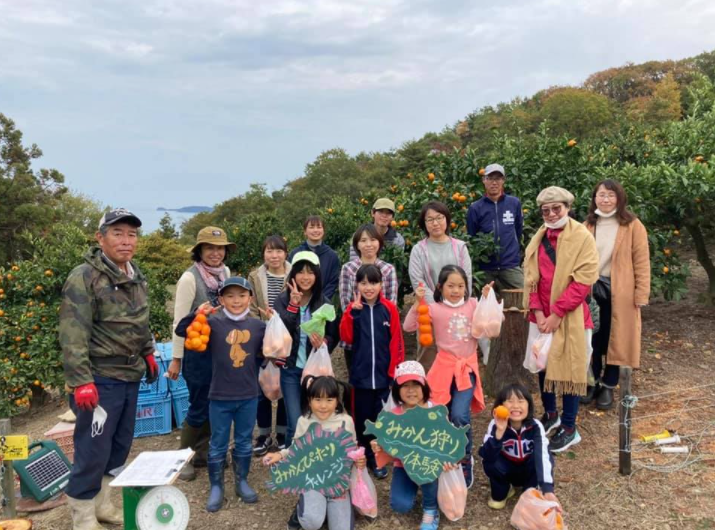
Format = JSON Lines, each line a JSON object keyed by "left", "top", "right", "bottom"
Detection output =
{"left": 523, "top": 187, "right": 598, "bottom": 453}
{"left": 582, "top": 180, "right": 650, "bottom": 410}
{"left": 167, "top": 226, "right": 235, "bottom": 480}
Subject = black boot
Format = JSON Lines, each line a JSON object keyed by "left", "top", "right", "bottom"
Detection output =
{"left": 286, "top": 505, "right": 301, "bottom": 530}
{"left": 178, "top": 423, "right": 201, "bottom": 481}
{"left": 580, "top": 384, "right": 599, "bottom": 405}
{"left": 206, "top": 459, "right": 225, "bottom": 512}
{"left": 233, "top": 455, "right": 258, "bottom": 503}
{"left": 596, "top": 386, "right": 614, "bottom": 410}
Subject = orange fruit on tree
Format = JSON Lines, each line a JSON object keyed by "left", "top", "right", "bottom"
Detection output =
{"left": 451, "top": 222, "right": 457, "bottom": 229}
{"left": 663, "top": 248, "right": 672, "bottom": 256}
{"left": 419, "top": 334, "right": 433, "bottom": 347}
{"left": 45, "top": 270, "right": 53, "bottom": 276}
{"left": 479, "top": 168, "right": 486, "bottom": 176}
{"left": 0, "top": 309, "right": 4, "bottom": 317}
{"left": 34, "top": 380, "right": 41, "bottom": 386}
{"left": 673, "top": 229, "right": 680, "bottom": 236}
{"left": 397, "top": 204, "right": 404, "bottom": 212}
{"left": 35, "top": 285, "right": 43, "bottom": 291}
{"left": 417, "top": 305, "right": 429, "bottom": 315}
{"left": 567, "top": 139, "right": 577, "bottom": 147}
{"left": 390, "top": 220, "right": 397, "bottom": 228}
{"left": 663, "top": 266, "right": 669, "bottom": 274}
{"left": 494, "top": 405, "right": 510, "bottom": 420}
{"left": 427, "top": 173, "right": 435, "bottom": 181}
{"left": 14, "top": 336, "right": 22, "bottom": 342}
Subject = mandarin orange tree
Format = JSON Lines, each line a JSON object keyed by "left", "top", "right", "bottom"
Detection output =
{"left": 0, "top": 224, "right": 88, "bottom": 417}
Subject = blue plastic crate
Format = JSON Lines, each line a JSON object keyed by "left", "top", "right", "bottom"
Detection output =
{"left": 134, "top": 394, "right": 172, "bottom": 438}
{"left": 138, "top": 354, "right": 169, "bottom": 397}
{"left": 156, "top": 342, "right": 189, "bottom": 393}
{"left": 171, "top": 388, "right": 191, "bottom": 428}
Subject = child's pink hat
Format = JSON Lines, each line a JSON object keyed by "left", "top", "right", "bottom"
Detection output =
{"left": 395, "top": 361, "right": 426, "bottom": 385}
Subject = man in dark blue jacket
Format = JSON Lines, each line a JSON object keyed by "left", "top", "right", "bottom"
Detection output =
{"left": 466, "top": 163, "right": 524, "bottom": 292}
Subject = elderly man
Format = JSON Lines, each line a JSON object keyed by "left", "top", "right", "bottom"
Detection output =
{"left": 60, "top": 208, "right": 158, "bottom": 530}
{"left": 349, "top": 198, "right": 405, "bottom": 260}
{"left": 466, "top": 163, "right": 524, "bottom": 292}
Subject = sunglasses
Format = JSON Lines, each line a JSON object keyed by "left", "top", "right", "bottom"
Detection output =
{"left": 540, "top": 205, "right": 563, "bottom": 216}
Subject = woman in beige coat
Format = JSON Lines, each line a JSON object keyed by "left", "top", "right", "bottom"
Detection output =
{"left": 582, "top": 179, "right": 651, "bottom": 409}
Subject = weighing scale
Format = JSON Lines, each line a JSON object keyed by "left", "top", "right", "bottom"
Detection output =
{"left": 110, "top": 449, "right": 194, "bottom": 530}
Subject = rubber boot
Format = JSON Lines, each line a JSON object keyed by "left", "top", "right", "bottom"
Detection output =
{"left": 67, "top": 495, "right": 108, "bottom": 530}
{"left": 178, "top": 423, "right": 201, "bottom": 481}
{"left": 233, "top": 455, "right": 258, "bottom": 504}
{"left": 205, "top": 459, "right": 226, "bottom": 512}
{"left": 94, "top": 475, "right": 123, "bottom": 525}
{"left": 194, "top": 421, "right": 211, "bottom": 467}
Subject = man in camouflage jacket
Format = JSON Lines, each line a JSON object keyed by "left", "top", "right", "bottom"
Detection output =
{"left": 60, "top": 208, "right": 159, "bottom": 530}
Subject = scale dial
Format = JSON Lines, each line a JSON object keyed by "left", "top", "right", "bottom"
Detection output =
{"left": 136, "top": 486, "right": 190, "bottom": 530}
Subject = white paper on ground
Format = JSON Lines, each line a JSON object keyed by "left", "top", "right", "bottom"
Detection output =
{"left": 109, "top": 448, "right": 195, "bottom": 487}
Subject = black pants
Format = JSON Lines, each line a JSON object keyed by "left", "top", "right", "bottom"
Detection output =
{"left": 482, "top": 454, "right": 539, "bottom": 501}
{"left": 591, "top": 295, "right": 620, "bottom": 387}
{"left": 256, "top": 394, "right": 287, "bottom": 436}
{"left": 184, "top": 350, "right": 212, "bottom": 428}
{"left": 351, "top": 387, "right": 390, "bottom": 466}
{"left": 67, "top": 376, "right": 139, "bottom": 499}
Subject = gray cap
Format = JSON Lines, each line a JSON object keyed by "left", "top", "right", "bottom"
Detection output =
{"left": 98, "top": 208, "right": 142, "bottom": 230}
{"left": 484, "top": 163, "right": 506, "bottom": 177}
{"left": 219, "top": 276, "right": 253, "bottom": 294}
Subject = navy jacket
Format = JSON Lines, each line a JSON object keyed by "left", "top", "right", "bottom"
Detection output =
{"left": 466, "top": 194, "right": 523, "bottom": 270}
{"left": 339, "top": 295, "right": 404, "bottom": 390}
{"left": 288, "top": 242, "right": 341, "bottom": 300}
{"left": 479, "top": 418, "right": 554, "bottom": 493}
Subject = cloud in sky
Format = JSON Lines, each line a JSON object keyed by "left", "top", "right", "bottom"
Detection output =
{"left": 1, "top": 0, "right": 715, "bottom": 228}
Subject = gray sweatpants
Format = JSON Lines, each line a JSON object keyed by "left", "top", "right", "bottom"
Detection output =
{"left": 298, "top": 490, "right": 354, "bottom": 530}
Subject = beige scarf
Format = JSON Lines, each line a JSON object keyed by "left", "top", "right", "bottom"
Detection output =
{"left": 523, "top": 218, "right": 599, "bottom": 396}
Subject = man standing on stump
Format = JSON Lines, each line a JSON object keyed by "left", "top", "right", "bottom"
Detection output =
{"left": 60, "top": 208, "right": 159, "bottom": 530}
{"left": 467, "top": 163, "right": 524, "bottom": 363}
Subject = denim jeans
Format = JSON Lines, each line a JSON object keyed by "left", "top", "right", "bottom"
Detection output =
{"left": 208, "top": 398, "right": 258, "bottom": 461}
{"left": 280, "top": 365, "right": 304, "bottom": 447}
{"left": 539, "top": 371, "right": 580, "bottom": 429}
{"left": 390, "top": 466, "right": 438, "bottom": 513}
{"left": 449, "top": 372, "right": 476, "bottom": 458}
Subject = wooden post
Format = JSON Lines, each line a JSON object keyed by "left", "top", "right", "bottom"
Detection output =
{"left": 1, "top": 418, "right": 17, "bottom": 518}
{"left": 618, "top": 367, "right": 633, "bottom": 475}
{"left": 483, "top": 289, "right": 534, "bottom": 396}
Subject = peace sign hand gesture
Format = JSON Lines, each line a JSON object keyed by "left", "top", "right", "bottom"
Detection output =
{"left": 352, "top": 291, "right": 363, "bottom": 311}
{"left": 288, "top": 279, "right": 303, "bottom": 305}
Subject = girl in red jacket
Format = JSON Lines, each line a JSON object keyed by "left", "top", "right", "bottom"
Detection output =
{"left": 340, "top": 264, "right": 404, "bottom": 480}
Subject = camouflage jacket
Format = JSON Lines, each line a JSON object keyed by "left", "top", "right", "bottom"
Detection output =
{"left": 60, "top": 247, "right": 154, "bottom": 387}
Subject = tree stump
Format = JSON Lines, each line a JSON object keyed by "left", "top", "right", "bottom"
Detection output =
{"left": 483, "top": 289, "right": 534, "bottom": 396}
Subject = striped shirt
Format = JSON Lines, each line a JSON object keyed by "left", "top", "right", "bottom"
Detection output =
{"left": 266, "top": 272, "right": 286, "bottom": 309}
{"left": 338, "top": 258, "right": 398, "bottom": 312}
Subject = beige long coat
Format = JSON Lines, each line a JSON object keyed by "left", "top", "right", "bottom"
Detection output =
{"left": 585, "top": 218, "right": 651, "bottom": 368}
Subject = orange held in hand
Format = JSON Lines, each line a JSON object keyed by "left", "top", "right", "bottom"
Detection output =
{"left": 494, "top": 405, "right": 510, "bottom": 420}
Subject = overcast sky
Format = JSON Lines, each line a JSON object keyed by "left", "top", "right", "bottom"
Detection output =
{"left": 2, "top": 0, "right": 715, "bottom": 229}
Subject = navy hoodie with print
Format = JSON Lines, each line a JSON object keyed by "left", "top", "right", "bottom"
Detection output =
{"left": 288, "top": 242, "right": 341, "bottom": 300}
{"left": 466, "top": 194, "right": 523, "bottom": 271}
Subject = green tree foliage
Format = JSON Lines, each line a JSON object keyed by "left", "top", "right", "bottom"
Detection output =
{"left": 0, "top": 114, "right": 68, "bottom": 263}
{"left": 157, "top": 213, "right": 179, "bottom": 240}
{"left": 538, "top": 87, "right": 616, "bottom": 138}
{"left": 626, "top": 72, "right": 682, "bottom": 124}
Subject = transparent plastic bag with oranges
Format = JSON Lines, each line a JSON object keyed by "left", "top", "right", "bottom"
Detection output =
{"left": 300, "top": 343, "right": 334, "bottom": 382}
{"left": 511, "top": 488, "right": 566, "bottom": 530}
{"left": 263, "top": 312, "right": 292, "bottom": 359}
{"left": 472, "top": 288, "right": 504, "bottom": 339}
{"left": 259, "top": 362, "right": 282, "bottom": 402}
{"left": 438, "top": 467, "right": 468, "bottom": 521}
{"left": 523, "top": 324, "right": 552, "bottom": 374}
{"left": 184, "top": 312, "right": 211, "bottom": 352}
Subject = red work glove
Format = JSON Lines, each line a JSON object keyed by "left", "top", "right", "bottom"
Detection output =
{"left": 74, "top": 383, "right": 99, "bottom": 411}
{"left": 145, "top": 355, "right": 159, "bottom": 383}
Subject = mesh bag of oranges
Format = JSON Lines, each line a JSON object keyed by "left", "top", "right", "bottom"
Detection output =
{"left": 184, "top": 311, "right": 211, "bottom": 352}
{"left": 511, "top": 488, "right": 566, "bottom": 530}
{"left": 417, "top": 297, "right": 433, "bottom": 347}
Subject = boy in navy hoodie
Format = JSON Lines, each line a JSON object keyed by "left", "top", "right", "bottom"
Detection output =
{"left": 339, "top": 264, "right": 404, "bottom": 479}
{"left": 288, "top": 215, "right": 340, "bottom": 300}
{"left": 176, "top": 277, "right": 265, "bottom": 513}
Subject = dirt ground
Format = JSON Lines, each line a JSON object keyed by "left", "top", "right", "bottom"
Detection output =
{"left": 7, "top": 258, "right": 715, "bottom": 530}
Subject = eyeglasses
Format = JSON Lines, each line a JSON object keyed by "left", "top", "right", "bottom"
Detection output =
{"left": 540, "top": 205, "right": 563, "bottom": 217}
{"left": 425, "top": 215, "right": 446, "bottom": 225}
{"left": 483, "top": 175, "right": 504, "bottom": 182}
{"left": 596, "top": 193, "right": 617, "bottom": 200}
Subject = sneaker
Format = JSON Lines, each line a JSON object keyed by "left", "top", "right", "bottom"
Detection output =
{"left": 549, "top": 427, "right": 582, "bottom": 453}
{"left": 540, "top": 413, "right": 561, "bottom": 436}
{"left": 419, "top": 509, "right": 440, "bottom": 530}
{"left": 487, "top": 486, "right": 516, "bottom": 510}
{"left": 286, "top": 507, "right": 302, "bottom": 530}
{"left": 461, "top": 456, "right": 474, "bottom": 489}
{"left": 372, "top": 466, "right": 388, "bottom": 480}
{"left": 276, "top": 433, "right": 286, "bottom": 450}
{"left": 253, "top": 435, "right": 272, "bottom": 457}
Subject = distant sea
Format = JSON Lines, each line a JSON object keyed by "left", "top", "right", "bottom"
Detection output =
{"left": 131, "top": 207, "right": 208, "bottom": 233}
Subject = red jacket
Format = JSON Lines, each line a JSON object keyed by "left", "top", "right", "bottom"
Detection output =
{"left": 529, "top": 228, "right": 593, "bottom": 328}
{"left": 339, "top": 294, "right": 405, "bottom": 389}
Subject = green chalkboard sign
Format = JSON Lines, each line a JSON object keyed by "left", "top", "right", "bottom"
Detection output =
{"left": 364, "top": 405, "right": 468, "bottom": 485}
{"left": 266, "top": 422, "right": 357, "bottom": 497}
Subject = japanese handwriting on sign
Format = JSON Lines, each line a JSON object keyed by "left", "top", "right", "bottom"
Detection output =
{"left": 0, "top": 435, "right": 29, "bottom": 461}
{"left": 267, "top": 422, "right": 356, "bottom": 498}
{"left": 364, "top": 405, "right": 468, "bottom": 485}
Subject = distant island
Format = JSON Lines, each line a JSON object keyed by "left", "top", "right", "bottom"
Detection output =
{"left": 157, "top": 206, "right": 212, "bottom": 213}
